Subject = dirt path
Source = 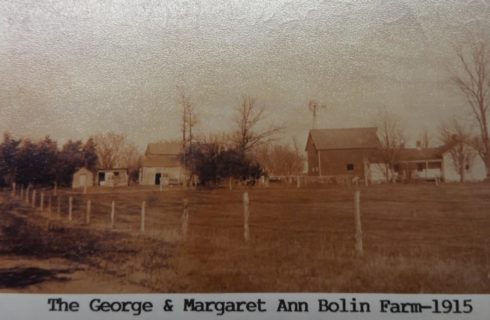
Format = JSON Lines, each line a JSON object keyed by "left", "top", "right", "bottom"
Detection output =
{"left": 0, "top": 195, "right": 150, "bottom": 293}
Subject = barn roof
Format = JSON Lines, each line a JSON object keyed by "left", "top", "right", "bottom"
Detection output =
{"left": 307, "top": 127, "right": 380, "bottom": 150}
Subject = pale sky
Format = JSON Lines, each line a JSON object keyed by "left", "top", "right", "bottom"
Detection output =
{"left": 1, "top": 0, "right": 489, "bottom": 150}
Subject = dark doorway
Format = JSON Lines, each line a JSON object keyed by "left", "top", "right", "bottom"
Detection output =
{"left": 98, "top": 172, "right": 105, "bottom": 185}
{"left": 155, "top": 173, "right": 161, "bottom": 185}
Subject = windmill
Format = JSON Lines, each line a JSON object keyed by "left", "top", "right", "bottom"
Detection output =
{"left": 308, "top": 100, "right": 327, "bottom": 129}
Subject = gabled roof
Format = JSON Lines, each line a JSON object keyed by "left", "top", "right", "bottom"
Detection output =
{"left": 143, "top": 142, "right": 183, "bottom": 168}
{"left": 307, "top": 127, "right": 380, "bottom": 150}
{"left": 74, "top": 167, "right": 92, "bottom": 175}
{"left": 145, "top": 142, "right": 182, "bottom": 156}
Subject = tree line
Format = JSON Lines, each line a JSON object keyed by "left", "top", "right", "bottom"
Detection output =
{"left": 0, "top": 132, "right": 142, "bottom": 188}
{"left": 0, "top": 134, "right": 97, "bottom": 187}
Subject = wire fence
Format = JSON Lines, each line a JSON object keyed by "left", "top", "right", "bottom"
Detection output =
{"left": 5, "top": 182, "right": 362, "bottom": 246}
{"left": 4, "top": 181, "right": 488, "bottom": 258}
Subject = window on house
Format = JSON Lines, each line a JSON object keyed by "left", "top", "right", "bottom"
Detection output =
{"left": 114, "top": 171, "right": 120, "bottom": 176}
{"left": 347, "top": 163, "right": 354, "bottom": 171}
{"left": 465, "top": 164, "right": 470, "bottom": 170}
{"left": 98, "top": 172, "right": 105, "bottom": 182}
{"left": 417, "top": 163, "right": 424, "bottom": 172}
{"left": 394, "top": 164, "right": 400, "bottom": 172}
{"left": 428, "top": 162, "right": 441, "bottom": 169}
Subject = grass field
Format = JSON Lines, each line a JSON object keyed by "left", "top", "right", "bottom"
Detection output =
{"left": 1, "top": 182, "right": 489, "bottom": 293}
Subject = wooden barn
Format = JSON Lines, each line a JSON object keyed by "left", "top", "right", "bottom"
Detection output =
{"left": 72, "top": 167, "right": 94, "bottom": 189}
{"left": 305, "top": 127, "right": 380, "bottom": 179}
{"left": 140, "top": 142, "right": 185, "bottom": 186}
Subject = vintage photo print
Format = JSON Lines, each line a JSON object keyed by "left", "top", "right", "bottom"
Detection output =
{"left": 0, "top": 0, "right": 489, "bottom": 295}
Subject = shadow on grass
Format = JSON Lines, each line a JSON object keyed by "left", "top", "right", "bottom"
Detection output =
{"left": 0, "top": 267, "right": 74, "bottom": 289}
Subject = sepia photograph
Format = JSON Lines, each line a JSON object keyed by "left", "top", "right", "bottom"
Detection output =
{"left": 0, "top": 0, "right": 489, "bottom": 294}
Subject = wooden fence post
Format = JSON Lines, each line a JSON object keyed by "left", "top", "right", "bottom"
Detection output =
{"left": 57, "top": 196, "right": 61, "bottom": 215}
{"left": 159, "top": 181, "right": 163, "bottom": 192}
{"left": 20, "top": 186, "right": 24, "bottom": 200}
{"left": 86, "top": 199, "right": 91, "bottom": 224}
{"left": 54, "top": 182, "right": 57, "bottom": 196}
{"left": 140, "top": 201, "right": 146, "bottom": 232}
{"left": 110, "top": 200, "right": 115, "bottom": 229}
{"left": 48, "top": 196, "right": 52, "bottom": 216}
{"left": 68, "top": 196, "right": 73, "bottom": 221}
{"left": 354, "top": 190, "right": 363, "bottom": 256}
{"left": 32, "top": 190, "right": 36, "bottom": 207}
{"left": 25, "top": 187, "right": 29, "bottom": 203}
{"left": 11, "top": 182, "right": 16, "bottom": 196}
{"left": 40, "top": 192, "right": 44, "bottom": 212}
{"left": 296, "top": 175, "right": 300, "bottom": 188}
{"left": 243, "top": 192, "right": 250, "bottom": 242}
{"left": 181, "top": 199, "right": 189, "bottom": 239}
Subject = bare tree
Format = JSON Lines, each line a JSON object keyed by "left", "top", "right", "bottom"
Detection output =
{"left": 232, "top": 95, "right": 282, "bottom": 153}
{"left": 452, "top": 42, "right": 490, "bottom": 178}
{"left": 177, "top": 87, "right": 197, "bottom": 185}
{"left": 439, "top": 119, "right": 477, "bottom": 182}
{"left": 374, "top": 111, "right": 406, "bottom": 182}
{"left": 177, "top": 86, "right": 197, "bottom": 150}
{"left": 91, "top": 132, "right": 140, "bottom": 169}
{"left": 255, "top": 143, "right": 304, "bottom": 176}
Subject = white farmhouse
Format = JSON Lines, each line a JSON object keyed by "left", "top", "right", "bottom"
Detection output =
{"left": 369, "top": 145, "right": 486, "bottom": 183}
{"left": 442, "top": 146, "right": 486, "bottom": 182}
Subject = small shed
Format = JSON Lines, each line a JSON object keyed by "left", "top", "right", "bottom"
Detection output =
{"left": 72, "top": 167, "right": 94, "bottom": 189}
{"left": 96, "top": 168, "right": 129, "bottom": 187}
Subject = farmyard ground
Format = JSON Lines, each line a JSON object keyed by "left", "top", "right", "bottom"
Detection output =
{"left": 0, "top": 183, "right": 489, "bottom": 293}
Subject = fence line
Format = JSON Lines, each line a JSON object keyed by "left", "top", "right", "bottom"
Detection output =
{"left": 3, "top": 185, "right": 365, "bottom": 255}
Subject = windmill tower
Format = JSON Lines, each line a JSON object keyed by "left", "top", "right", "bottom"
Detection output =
{"left": 308, "top": 100, "right": 326, "bottom": 129}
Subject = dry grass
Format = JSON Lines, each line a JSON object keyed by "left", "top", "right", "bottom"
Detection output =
{"left": 1, "top": 182, "right": 489, "bottom": 292}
